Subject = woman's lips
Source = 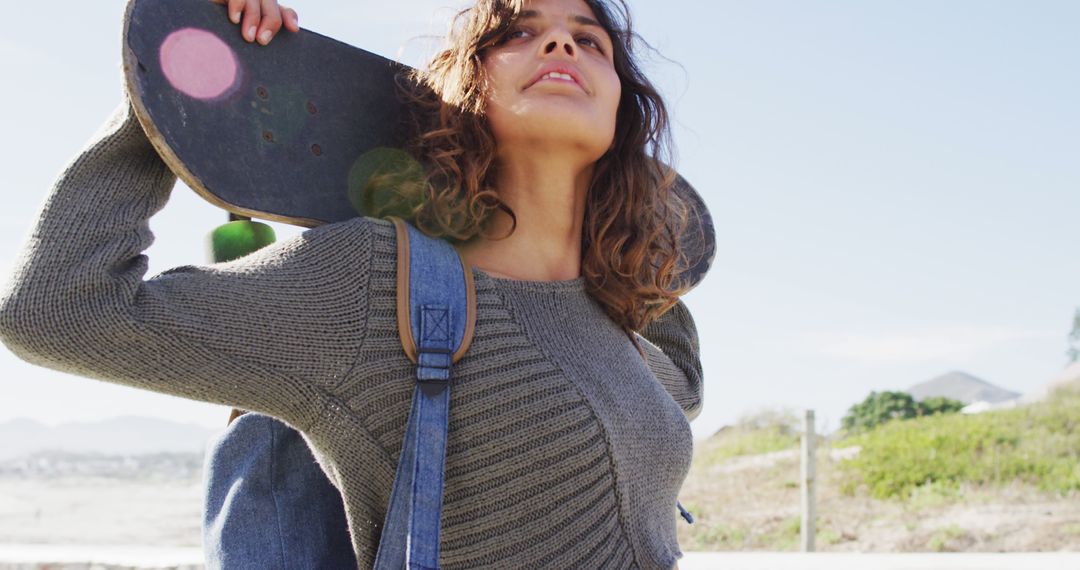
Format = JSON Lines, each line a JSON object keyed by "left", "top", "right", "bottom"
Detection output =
{"left": 525, "top": 65, "right": 587, "bottom": 93}
{"left": 531, "top": 75, "right": 585, "bottom": 91}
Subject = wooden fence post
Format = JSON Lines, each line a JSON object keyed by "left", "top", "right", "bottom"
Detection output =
{"left": 801, "top": 408, "right": 816, "bottom": 552}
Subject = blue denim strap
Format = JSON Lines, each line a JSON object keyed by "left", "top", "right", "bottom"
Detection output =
{"left": 677, "top": 500, "right": 694, "bottom": 524}
{"left": 375, "top": 218, "right": 470, "bottom": 570}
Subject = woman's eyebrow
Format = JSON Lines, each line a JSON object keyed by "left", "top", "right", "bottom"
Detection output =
{"left": 518, "top": 9, "right": 604, "bottom": 32}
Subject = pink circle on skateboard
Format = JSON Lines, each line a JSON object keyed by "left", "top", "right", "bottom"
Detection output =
{"left": 159, "top": 28, "right": 238, "bottom": 100}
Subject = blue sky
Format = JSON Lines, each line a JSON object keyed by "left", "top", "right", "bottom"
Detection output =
{"left": 1, "top": 0, "right": 1077, "bottom": 441}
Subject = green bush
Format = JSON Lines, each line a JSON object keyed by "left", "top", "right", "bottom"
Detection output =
{"left": 841, "top": 390, "right": 965, "bottom": 434}
{"left": 837, "top": 386, "right": 1080, "bottom": 499}
{"left": 918, "top": 396, "right": 966, "bottom": 417}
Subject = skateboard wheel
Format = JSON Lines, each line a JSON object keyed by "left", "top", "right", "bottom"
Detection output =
{"left": 207, "top": 220, "right": 277, "bottom": 263}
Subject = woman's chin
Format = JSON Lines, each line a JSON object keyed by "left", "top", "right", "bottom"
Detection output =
{"left": 495, "top": 115, "right": 613, "bottom": 151}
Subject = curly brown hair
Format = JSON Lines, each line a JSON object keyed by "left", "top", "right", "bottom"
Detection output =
{"left": 373, "top": 0, "right": 692, "bottom": 333}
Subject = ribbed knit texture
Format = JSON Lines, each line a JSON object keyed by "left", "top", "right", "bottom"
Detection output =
{"left": 0, "top": 99, "right": 703, "bottom": 569}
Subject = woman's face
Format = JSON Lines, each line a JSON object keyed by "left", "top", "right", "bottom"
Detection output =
{"left": 481, "top": 0, "right": 621, "bottom": 165}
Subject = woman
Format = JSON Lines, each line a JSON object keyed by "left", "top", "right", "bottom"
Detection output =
{"left": 0, "top": 0, "right": 703, "bottom": 568}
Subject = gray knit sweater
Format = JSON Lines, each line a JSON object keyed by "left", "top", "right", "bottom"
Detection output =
{"left": 0, "top": 99, "right": 703, "bottom": 569}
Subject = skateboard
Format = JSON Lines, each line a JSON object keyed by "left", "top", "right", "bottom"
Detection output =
{"left": 121, "top": 0, "right": 715, "bottom": 288}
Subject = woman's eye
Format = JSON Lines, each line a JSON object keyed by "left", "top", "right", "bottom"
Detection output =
{"left": 506, "top": 28, "right": 530, "bottom": 40}
{"left": 578, "top": 35, "right": 604, "bottom": 52}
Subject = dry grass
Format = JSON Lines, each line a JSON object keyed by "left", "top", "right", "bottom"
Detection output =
{"left": 679, "top": 433, "right": 1080, "bottom": 552}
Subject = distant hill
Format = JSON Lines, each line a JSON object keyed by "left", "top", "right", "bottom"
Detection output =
{"left": 908, "top": 371, "right": 1021, "bottom": 405}
{"left": 0, "top": 416, "right": 221, "bottom": 460}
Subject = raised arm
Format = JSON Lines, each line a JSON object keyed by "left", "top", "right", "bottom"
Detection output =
{"left": 638, "top": 299, "right": 704, "bottom": 421}
{"left": 0, "top": 98, "right": 374, "bottom": 431}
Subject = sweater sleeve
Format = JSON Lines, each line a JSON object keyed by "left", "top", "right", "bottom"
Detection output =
{"left": 0, "top": 98, "right": 375, "bottom": 431}
{"left": 638, "top": 299, "right": 704, "bottom": 421}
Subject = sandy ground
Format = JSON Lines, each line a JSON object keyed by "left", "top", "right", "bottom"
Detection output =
{"left": 0, "top": 544, "right": 202, "bottom": 569}
{"left": 1, "top": 547, "right": 1079, "bottom": 570}
{"left": 679, "top": 552, "right": 1080, "bottom": 570}
{"left": 0, "top": 477, "right": 202, "bottom": 547}
{"left": 678, "top": 448, "right": 1080, "bottom": 552}
{"left": 2, "top": 459, "right": 1079, "bottom": 567}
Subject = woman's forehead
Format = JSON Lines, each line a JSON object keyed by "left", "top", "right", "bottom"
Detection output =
{"left": 519, "top": 0, "right": 600, "bottom": 23}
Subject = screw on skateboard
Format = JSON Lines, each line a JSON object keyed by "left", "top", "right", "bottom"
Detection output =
{"left": 121, "top": 0, "right": 715, "bottom": 289}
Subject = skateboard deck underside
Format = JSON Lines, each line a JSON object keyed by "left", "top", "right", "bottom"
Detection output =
{"left": 123, "top": 0, "right": 412, "bottom": 227}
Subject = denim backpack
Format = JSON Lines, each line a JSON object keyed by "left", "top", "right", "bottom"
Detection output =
{"left": 201, "top": 216, "right": 692, "bottom": 569}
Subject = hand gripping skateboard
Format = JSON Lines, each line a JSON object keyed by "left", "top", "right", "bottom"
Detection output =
{"left": 121, "top": 0, "right": 716, "bottom": 287}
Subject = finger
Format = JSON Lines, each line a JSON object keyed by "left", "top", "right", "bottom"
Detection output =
{"left": 256, "top": 0, "right": 283, "bottom": 45}
{"left": 240, "top": 0, "right": 261, "bottom": 42}
{"left": 282, "top": 7, "right": 300, "bottom": 33}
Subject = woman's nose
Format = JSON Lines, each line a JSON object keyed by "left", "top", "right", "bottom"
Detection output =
{"left": 540, "top": 29, "right": 577, "bottom": 58}
{"left": 543, "top": 39, "right": 575, "bottom": 57}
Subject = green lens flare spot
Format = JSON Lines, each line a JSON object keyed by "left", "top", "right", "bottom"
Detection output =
{"left": 346, "top": 147, "right": 425, "bottom": 218}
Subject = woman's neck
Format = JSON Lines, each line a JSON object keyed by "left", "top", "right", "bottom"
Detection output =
{"left": 455, "top": 153, "right": 593, "bottom": 282}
